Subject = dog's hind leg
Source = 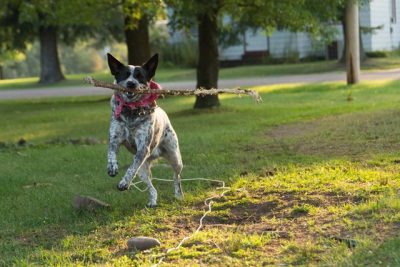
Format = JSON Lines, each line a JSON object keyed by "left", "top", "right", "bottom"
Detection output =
{"left": 137, "top": 159, "right": 158, "bottom": 207}
{"left": 161, "top": 129, "right": 184, "bottom": 200}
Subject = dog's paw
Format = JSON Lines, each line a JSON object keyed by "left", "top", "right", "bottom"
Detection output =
{"left": 117, "top": 180, "right": 129, "bottom": 191}
{"left": 107, "top": 162, "right": 118, "bottom": 177}
{"left": 175, "top": 185, "right": 184, "bottom": 200}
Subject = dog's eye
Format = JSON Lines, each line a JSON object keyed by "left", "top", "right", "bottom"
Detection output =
{"left": 125, "top": 71, "right": 131, "bottom": 77}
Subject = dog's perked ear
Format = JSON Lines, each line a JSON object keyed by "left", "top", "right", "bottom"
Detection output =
{"left": 142, "top": 54, "right": 158, "bottom": 81}
{"left": 107, "top": 53, "right": 124, "bottom": 75}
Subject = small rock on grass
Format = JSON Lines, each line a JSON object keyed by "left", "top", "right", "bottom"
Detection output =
{"left": 72, "top": 195, "right": 110, "bottom": 211}
{"left": 127, "top": 237, "right": 161, "bottom": 251}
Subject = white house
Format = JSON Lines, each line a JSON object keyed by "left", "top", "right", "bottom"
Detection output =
{"left": 220, "top": 0, "right": 400, "bottom": 62}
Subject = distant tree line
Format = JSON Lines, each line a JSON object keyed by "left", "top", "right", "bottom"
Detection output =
{"left": 0, "top": 0, "right": 362, "bottom": 108}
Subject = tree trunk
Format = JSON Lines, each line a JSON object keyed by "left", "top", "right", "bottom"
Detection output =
{"left": 345, "top": 0, "right": 360, "bottom": 85}
{"left": 339, "top": 15, "right": 346, "bottom": 64}
{"left": 39, "top": 26, "right": 65, "bottom": 84}
{"left": 125, "top": 15, "right": 151, "bottom": 65}
{"left": 0, "top": 65, "right": 3, "bottom": 80}
{"left": 340, "top": 6, "right": 366, "bottom": 64}
{"left": 194, "top": 11, "right": 220, "bottom": 109}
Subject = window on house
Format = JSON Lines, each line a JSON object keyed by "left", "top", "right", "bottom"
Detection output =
{"left": 392, "top": 0, "right": 397, "bottom": 23}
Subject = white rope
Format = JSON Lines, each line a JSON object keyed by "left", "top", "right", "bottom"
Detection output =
{"left": 129, "top": 177, "right": 232, "bottom": 266}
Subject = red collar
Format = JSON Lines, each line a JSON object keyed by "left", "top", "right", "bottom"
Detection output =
{"left": 114, "top": 80, "right": 160, "bottom": 119}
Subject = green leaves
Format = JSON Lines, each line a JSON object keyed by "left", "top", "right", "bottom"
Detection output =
{"left": 168, "top": 0, "right": 348, "bottom": 41}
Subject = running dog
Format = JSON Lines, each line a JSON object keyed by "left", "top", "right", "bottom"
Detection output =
{"left": 106, "top": 53, "right": 183, "bottom": 207}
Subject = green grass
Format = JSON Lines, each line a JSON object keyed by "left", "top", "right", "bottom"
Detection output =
{"left": 0, "top": 67, "right": 196, "bottom": 90}
{"left": 1, "top": 80, "right": 400, "bottom": 266}
{"left": 2, "top": 56, "right": 400, "bottom": 90}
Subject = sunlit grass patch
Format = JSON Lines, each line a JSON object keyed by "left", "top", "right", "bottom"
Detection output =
{"left": 2, "top": 81, "right": 400, "bottom": 265}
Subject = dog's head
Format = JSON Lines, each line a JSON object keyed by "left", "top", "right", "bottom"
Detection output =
{"left": 107, "top": 53, "right": 158, "bottom": 102}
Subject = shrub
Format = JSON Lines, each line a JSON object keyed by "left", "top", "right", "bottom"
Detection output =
{"left": 150, "top": 26, "right": 198, "bottom": 68}
{"left": 366, "top": 51, "right": 388, "bottom": 58}
{"left": 160, "top": 39, "right": 198, "bottom": 68}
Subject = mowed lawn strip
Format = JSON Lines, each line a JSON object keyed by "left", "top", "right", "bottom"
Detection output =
{"left": 1, "top": 80, "right": 400, "bottom": 266}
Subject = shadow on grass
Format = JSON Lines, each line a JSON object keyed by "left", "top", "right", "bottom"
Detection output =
{"left": 3, "top": 80, "right": 400, "bottom": 265}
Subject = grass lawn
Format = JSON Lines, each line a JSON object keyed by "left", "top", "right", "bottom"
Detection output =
{"left": 1, "top": 80, "right": 400, "bottom": 266}
{"left": 1, "top": 56, "right": 400, "bottom": 90}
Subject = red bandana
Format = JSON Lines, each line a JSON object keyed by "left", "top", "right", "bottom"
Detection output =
{"left": 113, "top": 80, "right": 160, "bottom": 119}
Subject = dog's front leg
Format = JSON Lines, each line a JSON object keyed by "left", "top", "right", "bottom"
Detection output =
{"left": 107, "top": 119, "right": 125, "bottom": 177}
{"left": 117, "top": 125, "right": 153, "bottom": 192}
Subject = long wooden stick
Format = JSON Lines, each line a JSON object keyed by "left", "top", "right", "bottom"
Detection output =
{"left": 84, "top": 76, "right": 262, "bottom": 102}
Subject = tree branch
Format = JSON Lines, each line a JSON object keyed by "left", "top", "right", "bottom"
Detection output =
{"left": 84, "top": 76, "right": 262, "bottom": 102}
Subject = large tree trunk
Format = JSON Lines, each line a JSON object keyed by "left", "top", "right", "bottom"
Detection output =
{"left": 39, "top": 26, "right": 64, "bottom": 84}
{"left": 194, "top": 11, "right": 220, "bottom": 109}
{"left": 345, "top": 0, "right": 360, "bottom": 84}
{"left": 125, "top": 15, "right": 151, "bottom": 65}
{"left": 340, "top": 6, "right": 365, "bottom": 64}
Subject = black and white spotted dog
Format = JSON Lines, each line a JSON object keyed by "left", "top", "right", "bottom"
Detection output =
{"left": 106, "top": 53, "right": 183, "bottom": 207}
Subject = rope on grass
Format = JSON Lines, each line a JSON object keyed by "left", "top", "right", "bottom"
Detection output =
{"left": 130, "top": 177, "right": 234, "bottom": 267}
{"left": 83, "top": 76, "right": 262, "bottom": 102}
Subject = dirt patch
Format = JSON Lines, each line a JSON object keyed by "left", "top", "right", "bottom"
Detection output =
{"left": 16, "top": 227, "right": 68, "bottom": 248}
{"left": 266, "top": 110, "right": 400, "bottom": 157}
{"left": 179, "top": 187, "right": 399, "bottom": 263}
{"left": 204, "top": 200, "right": 280, "bottom": 224}
{"left": 202, "top": 190, "right": 362, "bottom": 226}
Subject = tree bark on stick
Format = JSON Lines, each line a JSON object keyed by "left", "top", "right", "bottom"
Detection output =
{"left": 345, "top": 0, "right": 360, "bottom": 84}
{"left": 194, "top": 11, "right": 220, "bottom": 109}
{"left": 125, "top": 15, "right": 151, "bottom": 66}
{"left": 39, "top": 26, "right": 65, "bottom": 84}
{"left": 84, "top": 76, "right": 262, "bottom": 102}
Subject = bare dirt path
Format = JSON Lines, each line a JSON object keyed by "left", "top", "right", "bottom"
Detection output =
{"left": 0, "top": 69, "right": 399, "bottom": 100}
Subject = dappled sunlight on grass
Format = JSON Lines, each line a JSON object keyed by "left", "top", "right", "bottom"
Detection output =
{"left": 251, "top": 79, "right": 396, "bottom": 95}
{"left": 2, "top": 80, "right": 400, "bottom": 265}
{"left": 251, "top": 82, "right": 309, "bottom": 93}
{"left": 0, "top": 76, "right": 40, "bottom": 86}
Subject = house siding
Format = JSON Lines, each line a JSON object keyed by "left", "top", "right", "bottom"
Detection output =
{"left": 269, "top": 31, "right": 297, "bottom": 58}
{"left": 369, "top": 0, "right": 394, "bottom": 50}
{"left": 245, "top": 29, "right": 268, "bottom": 51}
{"left": 220, "top": 44, "right": 244, "bottom": 60}
{"left": 360, "top": 3, "right": 372, "bottom": 52}
{"left": 391, "top": 0, "right": 400, "bottom": 48}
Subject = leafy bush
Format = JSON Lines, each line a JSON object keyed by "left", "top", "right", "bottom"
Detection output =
{"left": 150, "top": 26, "right": 198, "bottom": 68}
{"left": 59, "top": 41, "right": 105, "bottom": 74}
{"left": 366, "top": 51, "right": 388, "bottom": 58}
{"left": 3, "top": 41, "right": 107, "bottom": 79}
{"left": 163, "top": 40, "right": 198, "bottom": 68}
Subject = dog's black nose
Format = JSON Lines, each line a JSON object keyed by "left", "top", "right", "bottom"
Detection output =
{"left": 126, "top": 81, "right": 135, "bottom": 88}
